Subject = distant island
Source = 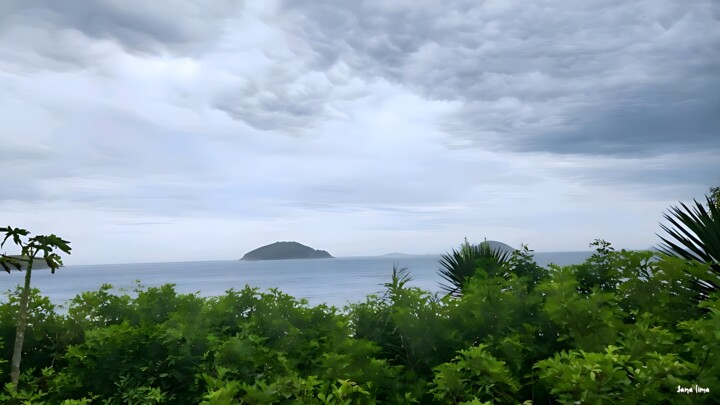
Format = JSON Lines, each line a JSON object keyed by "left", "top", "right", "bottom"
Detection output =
{"left": 481, "top": 240, "right": 515, "bottom": 253}
{"left": 2, "top": 255, "right": 51, "bottom": 270}
{"left": 381, "top": 252, "right": 422, "bottom": 257}
{"left": 381, "top": 252, "right": 438, "bottom": 258}
{"left": 240, "top": 241, "right": 334, "bottom": 261}
{"left": 379, "top": 241, "right": 514, "bottom": 258}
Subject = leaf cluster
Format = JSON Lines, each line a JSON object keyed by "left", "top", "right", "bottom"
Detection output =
{"left": 1, "top": 226, "right": 71, "bottom": 274}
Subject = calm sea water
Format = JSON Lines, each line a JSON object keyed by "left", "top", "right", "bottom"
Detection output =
{"left": 0, "top": 252, "right": 594, "bottom": 308}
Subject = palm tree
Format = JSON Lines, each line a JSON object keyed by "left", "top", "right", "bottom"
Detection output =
{"left": 656, "top": 195, "right": 720, "bottom": 299}
{"left": 438, "top": 238, "right": 510, "bottom": 298}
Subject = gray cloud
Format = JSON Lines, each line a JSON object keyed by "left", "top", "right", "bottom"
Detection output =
{"left": 0, "top": 0, "right": 367, "bottom": 133}
{"left": 275, "top": 0, "right": 720, "bottom": 156}
{"left": 214, "top": 68, "right": 366, "bottom": 132}
{"left": 471, "top": 80, "right": 720, "bottom": 156}
{"left": 0, "top": 0, "right": 243, "bottom": 58}
{"left": 535, "top": 152, "right": 720, "bottom": 200}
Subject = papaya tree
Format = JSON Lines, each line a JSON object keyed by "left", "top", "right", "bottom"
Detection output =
{"left": 0, "top": 226, "right": 71, "bottom": 387}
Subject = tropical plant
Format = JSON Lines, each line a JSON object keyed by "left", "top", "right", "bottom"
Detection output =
{"left": 431, "top": 344, "right": 519, "bottom": 403}
{"left": 503, "top": 243, "right": 549, "bottom": 292}
{"left": 656, "top": 196, "right": 720, "bottom": 298}
{"left": 0, "top": 226, "right": 71, "bottom": 387}
{"left": 573, "top": 239, "right": 621, "bottom": 294}
{"left": 438, "top": 238, "right": 510, "bottom": 297}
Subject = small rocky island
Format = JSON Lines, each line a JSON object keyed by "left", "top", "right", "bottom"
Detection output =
{"left": 482, "top": 240, "right": 515, "bottom": 253}
{"left": 240, "top": 241, "right": 333, "bottom": 261}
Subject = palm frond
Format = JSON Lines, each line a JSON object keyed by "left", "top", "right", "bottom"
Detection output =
{"left": 656, "top": 196, "right": 720, "bottom": 298}
{"left": 437, "top": 241, "right": 510, "bottom": 298}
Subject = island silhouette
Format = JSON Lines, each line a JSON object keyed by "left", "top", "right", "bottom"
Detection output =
{"left": 240, "top": 241, "right": 333, "bottom": 261}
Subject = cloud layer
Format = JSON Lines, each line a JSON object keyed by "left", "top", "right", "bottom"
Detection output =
{"left": 1, "top": 0, "right": 718, "bottom": 264}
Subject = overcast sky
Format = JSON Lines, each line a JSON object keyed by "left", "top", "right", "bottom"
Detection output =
{"left": 1, "top": 0, "right": 718, "bottom": 265}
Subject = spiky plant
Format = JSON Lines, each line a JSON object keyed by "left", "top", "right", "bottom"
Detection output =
{"left": 656, "top": 196, "right": 720, "bottom": 299}
{"left": 382, "top": 264, "right": 413, "bottom": 303}
{"left": 438, "top": 238, "right": 510, "bottom": 298}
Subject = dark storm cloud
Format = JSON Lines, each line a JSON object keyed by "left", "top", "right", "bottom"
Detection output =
{"left": 527, "top": 97, "right": 720, "bottom": 156}
{"left": 275, "top": 0, "right": 720, "bottom": 156}
{"left": 0, "top": 0, "right": 243, "bottom": 57}
{"left": 461, "top": 81, "right": 720, "bottom": 156}
{"left": 549, "top": 153, "right": 720, "bottom": 196}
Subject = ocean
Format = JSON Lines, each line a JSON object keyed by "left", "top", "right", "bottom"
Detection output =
{"left": 0, "top": 252, "right": 595, "bottom": 308}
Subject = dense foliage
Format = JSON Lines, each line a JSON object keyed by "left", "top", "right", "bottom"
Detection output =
{"left": 1, "top": 244, "right": 719, "bottom": 404}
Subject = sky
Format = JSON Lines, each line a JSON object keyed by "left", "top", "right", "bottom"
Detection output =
{"left": 1, "top": 0, "right": 719, "bottom": 265}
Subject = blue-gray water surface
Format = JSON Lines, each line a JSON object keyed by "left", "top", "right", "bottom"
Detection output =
{"left": 0, "top": 252, "right": 594, "bottom": 308}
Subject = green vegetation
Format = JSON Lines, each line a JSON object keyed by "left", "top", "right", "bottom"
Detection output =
{"left": 709, "top": 186, "right": 720, "bottom": 211}
{"left": 1, "top": 243, "right": 719, "bottom": 403}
